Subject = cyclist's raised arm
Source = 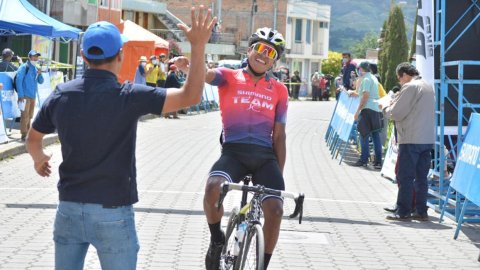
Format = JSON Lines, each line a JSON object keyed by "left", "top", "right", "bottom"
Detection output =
{"left": 162, "top": 6, "right": 217, "bottom": 114}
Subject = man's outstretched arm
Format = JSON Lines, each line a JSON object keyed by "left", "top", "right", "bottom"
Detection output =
{"left": 161, "top": 6, "right": 217, "bottom": 113}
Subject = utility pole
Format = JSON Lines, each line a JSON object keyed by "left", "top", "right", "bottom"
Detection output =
{"left": 250, "top": 0, "right": 257, "bottom": 35}
{"left": 391, "top": 0, "right": 394, "bottom": 9}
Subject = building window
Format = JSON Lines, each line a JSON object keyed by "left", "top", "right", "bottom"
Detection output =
{"left": 319, "top": 22, "right": 329, "bottom": 29}
{"left": 99, "top": 0, "right": 108, "bottom": 8}
{"left": 295, "top": 19, "right": 302, "bottom": 43}
{"left": 125, "top": 10, "right": 134, "bottom": 21}
{"left": 112, "top": 0, "right": 121, "bottom": 10}
{"left": 306, "top": 20, "right": 311, "bottom": 44}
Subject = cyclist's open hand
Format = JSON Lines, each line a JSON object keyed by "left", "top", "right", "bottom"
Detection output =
{"left": 177, "top": 5, "right": 217, "bottom": 47}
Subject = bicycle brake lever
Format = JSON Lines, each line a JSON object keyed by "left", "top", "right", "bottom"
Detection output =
{"left": 215, "top": 182, "right": 230, "bottom": 212}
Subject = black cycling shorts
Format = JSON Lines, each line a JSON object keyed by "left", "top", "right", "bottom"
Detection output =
{"left": 209, "top": 143, "right": 285, "bottom": 202}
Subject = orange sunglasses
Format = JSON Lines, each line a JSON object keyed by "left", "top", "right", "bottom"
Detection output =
{"left": 251, "top": 43, "right": 278, "bottom": 59}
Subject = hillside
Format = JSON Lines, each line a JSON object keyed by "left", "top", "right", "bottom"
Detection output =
{"left": 304, "top": 0, "right": 417, "bottom": 53}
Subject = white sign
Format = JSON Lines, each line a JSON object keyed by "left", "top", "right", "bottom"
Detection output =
{"left": 381, "top": 128, "right": 398, "bottom": 180}
{"left": 416, "top": 0, "right": 435, "bottom": 86}
{"left": 0, "top": 100, "right": 8, "bottom": 144}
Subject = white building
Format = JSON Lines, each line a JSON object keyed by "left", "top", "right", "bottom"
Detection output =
{"left": 281, "top": 1, "right": 331, "bottom": 94}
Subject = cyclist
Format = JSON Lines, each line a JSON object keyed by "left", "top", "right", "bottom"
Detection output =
{"left": 203, "top": 27, "right": 288, "bottom": 270}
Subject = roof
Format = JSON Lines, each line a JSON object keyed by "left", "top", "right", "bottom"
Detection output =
{"left": 0, "top": 0, "right": 81, "bottom": 39}
{"left": 116, "top": 20, "right": 168, "bottom": 49}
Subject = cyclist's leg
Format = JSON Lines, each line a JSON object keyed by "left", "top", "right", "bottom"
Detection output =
{"left": 204, "top": 154, "right": 246, "bottom": 225}
{"left": 252, "top": 159, "right": 285, "bottom": 269}
{"left": 205, "top": 153, "right": 247, "bottom": 270}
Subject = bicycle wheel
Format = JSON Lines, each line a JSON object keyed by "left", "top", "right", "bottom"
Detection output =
{"left": 236, "top": 224, "right": 264, "bottom": 270}
{"left": 220, "top": 207, "right": 238, "bottom": 269}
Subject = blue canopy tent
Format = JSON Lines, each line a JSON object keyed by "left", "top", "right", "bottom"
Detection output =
{"left": 0, "top": 0, "right": 81, "bottom": 41}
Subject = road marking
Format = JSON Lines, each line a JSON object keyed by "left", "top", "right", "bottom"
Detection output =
{"left": 0, "top": 188, "right": 388, "bottom": 205}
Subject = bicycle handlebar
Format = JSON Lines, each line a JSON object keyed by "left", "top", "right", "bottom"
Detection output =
{"left": 216, "top": 181, "right": 305, "bottom": 224}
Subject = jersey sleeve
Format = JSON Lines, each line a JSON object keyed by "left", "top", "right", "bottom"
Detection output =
{"left": 275, "top": 83, "right": 289, "bottom": 124}
{"left": 208, "top": 67, "right": 231, "bottom": 87}
{"left": 32, "top": 89, "right": 58, "bottom": 134}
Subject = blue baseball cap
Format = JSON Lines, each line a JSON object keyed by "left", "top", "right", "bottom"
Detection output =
{"left": 28, "top": 50, "right": 41, "bottom": 57}
{"left": 83, "top": 21, "right": 129, "bottom": 60}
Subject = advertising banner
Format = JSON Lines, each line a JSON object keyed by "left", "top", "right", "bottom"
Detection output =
{"left": 0, "top": 72, "right": 21, "bottom": 120}
{"left": 329, "top": 91, "right": 360, "bottom": 142}
{"left": 32, "top": 35, "right": 51, "bottom": 59}
{"left": 450, "top": 113, "right": 480, "bottom": 207}
{"left": 416, "top": 0, "right": 435, "bottom": 87}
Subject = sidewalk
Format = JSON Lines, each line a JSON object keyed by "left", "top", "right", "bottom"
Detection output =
{"left": 0, "top": 114, "right": 159, "bottom": 161}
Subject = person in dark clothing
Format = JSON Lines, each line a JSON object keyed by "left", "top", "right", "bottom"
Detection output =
{"left": 341, "top": 52, "right": 356, "bottom": 90}
{"left": 24, "top": 8, "right": 216, "bottom": 269}
{"left": 0, "top": 48, "right": 21, "bottom": 72}
{"left": 290, "top": 70, "right": 301, "bottom": 99}
{"left": 164, "top": 64, "right": 183, "bottom": 119}
{"left": 282, "top": 68, "right": 291, "bottom": 97}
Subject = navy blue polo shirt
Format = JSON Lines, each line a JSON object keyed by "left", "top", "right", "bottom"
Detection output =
{"left": 32, "top": 69, "right": 166, "bottom": 206}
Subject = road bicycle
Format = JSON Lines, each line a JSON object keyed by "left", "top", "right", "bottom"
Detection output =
{"left": 216, "top": 175, "right": 305, "bottom": 270}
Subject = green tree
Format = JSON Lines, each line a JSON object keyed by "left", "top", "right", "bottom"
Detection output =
{"left": 409, "top": 6, "right": 418, "bottom": 61}
{"left": 384, "top": 5, "right": 409, "bottom": 91}
{"left": 379, "top": 19, "right": 388, "bottom": 84}
{"left": 349, "top": 31, "right": 379, "bottom": 58}
{"left": 321, "top": 51, "right": 343, "bottom": 78}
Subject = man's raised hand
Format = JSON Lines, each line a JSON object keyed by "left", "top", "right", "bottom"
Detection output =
{"left": 177, "top": 5, "right": 216, "bottom": 47}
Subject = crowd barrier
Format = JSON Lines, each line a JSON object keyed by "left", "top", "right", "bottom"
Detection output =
{"left": 1, "top": 71, "right": 60, "bottom": 143}
{"left": 439, "top": 113, "right": 480, "bottom": 246}
{"left": 325, "top": 91, "right": 360, "bottom": 164}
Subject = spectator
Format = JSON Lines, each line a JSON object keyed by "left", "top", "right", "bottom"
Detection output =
{"left": 335, "top": 75, "right": 343, "bottom": 100}
{"left": 341, "top": 52, "right": 356, "bottom": 90}
{"left": 146, "top": 55, "right": 159, "bottom": 87}
{"left": 164, "top": 64, "right": 182, "bottom": 119}
{"left": 374, "top": 74, "right": 389, "bottom": 146}
{"left": 290, "top": 70, "right": 301, "bottom": 99}
{"left": 350, "top": 61, "right": 383, "bottom": 169}
{"left": 311, "top": 72, "right": 320, "bottom": 101}
{"left": 207, "top": 60, "right": 215, "bottom": 69}
{"left": 15, "top": 50, "right": 44, "bottom": 142}
{"left": 282, "top": 67, "right": 291, "bottom": 97}
{"left": 0, "top": 48, "right": 22, "bottom": 71}
{"left": 381, "top": 62, "right": 435, "bottom": 221}
{"left": 134, "top": 56, "right": 153, "bottom": 85}
{"left": 157, "top": 53, "right": 167, "bottom": 87}
{"left": 318, "top": 75, "right": 327, "bottom": 101}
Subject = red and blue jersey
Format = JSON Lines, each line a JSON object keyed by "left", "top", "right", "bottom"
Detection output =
{"left": 209, "top": 68, "right": 289, "bottom": 148}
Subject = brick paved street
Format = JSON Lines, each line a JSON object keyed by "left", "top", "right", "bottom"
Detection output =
{"left": 1, "top": 101, "right": 479, "bottom": 269}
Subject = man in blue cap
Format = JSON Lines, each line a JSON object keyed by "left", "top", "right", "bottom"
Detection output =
{"left": 16, "top": 49, "right": 44, "bottom": 141}
{"left": 25, "top": 6, "right": 216, "bottom": 269}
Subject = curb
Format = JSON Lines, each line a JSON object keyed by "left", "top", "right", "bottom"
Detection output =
{"left": 0, "top": 114, "right": 158, "bottom": 160}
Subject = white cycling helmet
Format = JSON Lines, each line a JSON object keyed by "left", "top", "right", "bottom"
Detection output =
{"left": 248, "top": 27, "right": 286, "bottom": 59}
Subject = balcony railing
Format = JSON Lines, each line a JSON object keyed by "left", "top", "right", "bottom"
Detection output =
{"left": 150, "top": 29, "right": 184, "bottom": 42}
{"left": 291, "top": 42, "right": 304, "bottom": 54}
{"left": 313, "top": 42, "right": 324, "bottom": 56}
{"left": 150, "top": 29, "right": 236, "bottom": 45}
{"left": 209, "top": 33, "right": 235, "bottom": 45}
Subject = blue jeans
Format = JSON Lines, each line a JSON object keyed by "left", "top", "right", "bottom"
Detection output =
{"left": 396, "top": 144, "right": 432, "bottom": 215}
{"left": 360, "top": 131, "right": 382, "bottom": 164}
{"left": 54, "top": 201, "right": 140, "bottom": 270}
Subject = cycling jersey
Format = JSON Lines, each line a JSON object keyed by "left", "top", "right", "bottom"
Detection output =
{"left": 209, "top": 68, "right": 289, "bottom": 148}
